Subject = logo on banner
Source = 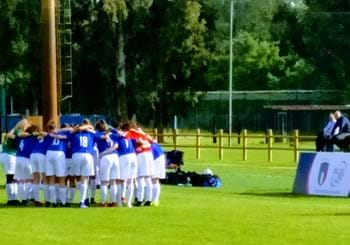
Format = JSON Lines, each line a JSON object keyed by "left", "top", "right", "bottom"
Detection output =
{"left": 318, "top": 161, "right": 329, "bottom": 186}
{"left": 331, "top": 161, "right": 347, "bottom": 187}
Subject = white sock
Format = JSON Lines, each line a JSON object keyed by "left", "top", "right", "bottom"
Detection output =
{"left": 8, "top": 183, "right": 17, "bottom": 200}
{"left": 55, "top": 185, "right": 60, "bottom": 203}
{"left": 152, "top": 182, "right": 161, "bottom": 202}
{"left": 126, "top": 182, "right": 134, "bottom": 206}
{"left": 122, "top": 182, "right": 127, "bottom": 199}
{"left": 100, "top": 184, "right": 108, "bottom": 203}
{"left": 27, "top": 183, "right": 33, "bottom": 199}
{"left": 67, "top": 187, "right": 75, "bottom": 203}
{"left": 136, "top": 178, "right": 145, "bottom": 202}
{"left": 5, "top": 184, "right": 11, "bottom": 201}
{"left": 11, "top": 183, "right": 18, "bottom": 200}
{"left": 117, "top": 184, "right": 123, "bottom": 204}
{"left": 80, "top": 182, "right": 88, "bottom": 203}
{"left": 32, "top": 184, "right": 40, "bottom": 202}
{"left": 144, "top": 177, "right": 152, "bottom": 202}
{"left": 18, "top": 182, "right": 26, "bottom": 201}
{"left": 49, "top": 185, "right": 56, "bottom": 204}
{"left": 59, "top": 187, "right": 67, "bottom": 204}
{"left": 42, "top": 184, "right": 49, "bottom": 202}
{"left": 89, "top": 179, "right": 96, "bottom": 199}
{"left": 110, "top": 184, "right": 117, "bottom": 203}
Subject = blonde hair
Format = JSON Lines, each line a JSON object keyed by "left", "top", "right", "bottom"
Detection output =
{"left": 14, "top": 119, "right": 30, "bottom": 131}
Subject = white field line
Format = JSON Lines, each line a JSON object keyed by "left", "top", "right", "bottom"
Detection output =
{"left": 234, "top": 173, "right": 294, "bottom": 179}
{"left": 193, "top": 162, "right": 296, "bottom": 170}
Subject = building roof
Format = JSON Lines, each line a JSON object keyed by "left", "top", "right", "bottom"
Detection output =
{"left": 263, "top": 105, "right": 350, "bottom": 111}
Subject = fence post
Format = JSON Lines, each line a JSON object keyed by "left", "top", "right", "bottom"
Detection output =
{"left": 268, "top": 129, "right": 273, "bottom": 162}
{"left": 219, "top": 129, "right": 224, "bottom": 160}
{"left": 173, "top": 128, "right": 178, "bottom": 149}
{"left": 153, "top": 128, "right": 158, "bottom": 142}
{"left": 196, "top": 128, "right": 201, "bottom": 159}
{"left": 294, "top": 129, "right": 299, "bottom": 162}
{"left": 242, "top": 129, "right": 247, "bottom": 161}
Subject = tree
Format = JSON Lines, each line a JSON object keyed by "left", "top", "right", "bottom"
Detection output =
{"left": 0, "top": 0, "right": 41, "bottom": 114}
{"left": 301, "top": 0, "right": 350, "bottom": 93}
{"left": 71, "top": 0, "right": 153, "bottom": 118}
{"left": 124, "top": 0, "right": 211, "bottom": 128}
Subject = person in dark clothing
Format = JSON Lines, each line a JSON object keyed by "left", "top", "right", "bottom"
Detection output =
{"left": 331, "top": 111, "right": 350, "bottom": 150}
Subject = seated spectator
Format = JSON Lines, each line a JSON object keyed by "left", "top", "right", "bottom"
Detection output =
{"left": 330, "top": 111, "right": 350, "bottom": 150}
{"left": 315, "top": 113, "right": 336, "bottom": 152}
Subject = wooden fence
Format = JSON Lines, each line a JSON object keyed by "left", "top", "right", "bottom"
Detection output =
{"left": 148, "top": 129, "right": 316, "bottom": 163}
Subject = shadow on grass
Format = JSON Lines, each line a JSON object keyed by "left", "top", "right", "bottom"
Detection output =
{"left": 298, "top": 212, "right": 350, "bottom": 217}
{"left": 236, "top": 191, "right": 350, "bottom": 199}
{"left": 0, "top": 203, "right": 82, "bottom": 209}
{"left": 237, "top": 191, "right": 308, "bottom": 198}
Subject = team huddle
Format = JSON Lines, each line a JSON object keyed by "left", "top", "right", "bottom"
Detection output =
{"left": 0, "top": 118, "right": 166, "bottom": 208}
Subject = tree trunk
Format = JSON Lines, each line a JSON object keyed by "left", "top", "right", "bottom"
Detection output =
{"left": 115, "top": 20, "right": 128, "bottom": 119}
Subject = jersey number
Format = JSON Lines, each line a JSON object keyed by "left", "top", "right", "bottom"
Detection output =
{"left": 80, "top": 136, "right": 88, "bottom": 148}
{"left": 52, "top": 138, "right": 60, "bottom": 146}
{"left": 19, "top": 140, "right": 24, "bottom": 151}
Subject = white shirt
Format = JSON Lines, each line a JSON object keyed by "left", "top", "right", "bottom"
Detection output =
{"left": 323, "top": 120, "right": 336, "bottom": 137}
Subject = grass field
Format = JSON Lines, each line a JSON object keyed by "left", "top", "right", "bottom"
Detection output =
{"left": 1, "top": 148, "right": 350, "bottom": 244}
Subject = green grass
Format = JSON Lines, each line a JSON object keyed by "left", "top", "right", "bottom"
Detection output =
{"left": 1, "top": 148, "right": 350, "bottom": 244}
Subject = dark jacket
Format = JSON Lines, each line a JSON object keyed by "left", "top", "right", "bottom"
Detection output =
{"left": 332, "top": 116, "right": 350, "bottom": 135}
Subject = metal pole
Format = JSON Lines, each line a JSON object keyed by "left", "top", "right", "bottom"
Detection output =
{"left": 41, "top": 0, "right": 59, "bottom": 126}
{"left": 228, "top": 0, "right": 234, "bottom": 146}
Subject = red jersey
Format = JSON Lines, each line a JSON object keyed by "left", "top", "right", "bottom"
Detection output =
{"left": 126, "top": 129, "right": 152, "bottom": 154}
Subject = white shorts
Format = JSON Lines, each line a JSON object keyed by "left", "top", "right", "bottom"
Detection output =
{"left": 72, "top": 153, "right": 94, "bottom": 177}
{"left": 30, "top": 153, "right": 45, "bottom": 173}
{"left": 93, "top": 147, "right": 99, "bottom": 176}
{"left": 66, "top": 158, "right": 74, "bottom": 176}
{"left": 0, "top": 153, "right": 16, "bottom": 175}
{"left": 15, "top": 156, "right": 32, "bottom": 180}
{"left": 152, "top": 154, "right": 166, "bottom": 179}
{"left": 137, "top": 151, "right": 153, "bottom": 177}
{"left": 99, "top": 154, "right": 120, "bottom": 181}
{"left": 119, "top": 153, "right": 137, "bottom": 180}
{"left": 45, "top": 150, "right": 66, "bottom": 177}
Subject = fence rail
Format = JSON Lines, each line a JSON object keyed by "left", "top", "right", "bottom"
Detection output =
{"left": 148, "top": 129, "right": 316, "bottom": 162}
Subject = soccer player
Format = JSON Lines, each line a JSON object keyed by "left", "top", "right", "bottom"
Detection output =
{"left": 66, "top": 137, "right": 76, "bottom": 204}
{"left": 45, "top": 122, "right": 70, "bottom": 207}
{"left": 95, "top": 120, "right": 120, "bottom": 207}
{"left": 110, "top": 123, "right": 138, "bottom": 208}
{"left": 89, "top": 143, "right": 99, "bottom": 205}
{"left": 0, "top": 119, "right": 30, "bottom": 205}
{"left": 151, "top": 142, "right": 166, "bottom": 206}
{"left": 15, "top": 125, "right": 39, "bottom": 205}
{"left": 29, "top": 122, "right": 53, "bottom": 206}
{"left": 126, "top": 124, "right": 154, "bottom": 206}
{"left": 69, "top": 119, "right": 98, "bottom": 208}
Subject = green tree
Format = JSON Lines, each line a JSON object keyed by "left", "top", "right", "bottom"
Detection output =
{"left": 125, "top": 0, "right": 211, "bottom": 128}
{"left": 71, "top": 0, "right": 153, "bottom": 117}
{"left": 0, "top": 0, "right": 41, "bottom": 114}
{"left": 301, "top": 0, "right": 350, "bottom": 93}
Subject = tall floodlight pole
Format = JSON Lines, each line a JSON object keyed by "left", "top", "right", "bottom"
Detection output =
{"left": 228, "top": 0, "right": 234, "bottom": 146}
{"left": 41, "top": 0, "right": 58, "bottom": 126}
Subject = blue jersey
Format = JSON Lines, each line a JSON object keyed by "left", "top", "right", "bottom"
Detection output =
{"left": 47, "top": 131, "right": 69, "bottom": 152}
{"left": 31, "top": 135, "right": 51, "bottom": 154}
{"left": 110, "top": 133, "right": 135, "bottom": 156}
{"left": 69, "top": 131, "right": 98, "bottom": 154}
{"left": 16, "top": 135, "right": 38, "bottom": 158}
{"left": 66, "top": 141, "right": 72, "bottom": 159}
{"left": 151, "top": 143, "right": 164, "bottom": 160}
{"left": 95, "top": 131, "right": 112, "bottom": 153}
